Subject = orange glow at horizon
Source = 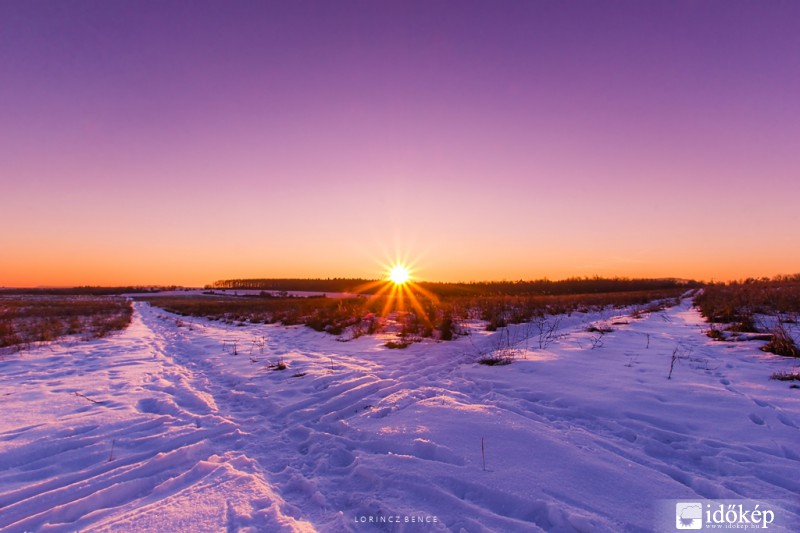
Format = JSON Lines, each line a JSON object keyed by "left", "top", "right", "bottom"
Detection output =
{"left": 3, "top": 240, "right": 800, "bottom": 288}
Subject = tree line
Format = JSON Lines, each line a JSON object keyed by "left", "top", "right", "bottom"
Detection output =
{"left": 207, "top": 277, "right": 699, "bottom": 297}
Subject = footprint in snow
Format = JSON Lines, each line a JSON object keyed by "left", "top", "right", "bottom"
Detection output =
{"left": 776, "top": 413, "right": 798, "bottom": 429}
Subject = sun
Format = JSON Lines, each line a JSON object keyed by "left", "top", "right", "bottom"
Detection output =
{"left": 388, "top": 265, "right": 410, "bottom": 285}
{"left": 351, "top": 258, "right": 437, "bottom": 318}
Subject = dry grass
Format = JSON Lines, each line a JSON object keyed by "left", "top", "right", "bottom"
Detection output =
{"left": 142, "top": 288, "right": 686, "bottom": 343}
{"left": 695, "top": 276, "right": 800, "bottom": 358}
{"left": 0, "top": 295, "right": 132, "bottom": 350}
{"left": 770, "top": 370, "right": 800, "bottom": 382}
{"left": 761, "top": 323, "right": 800, "bottom": 357}
{"left": 695, "top": 276, "right": 800, "bottom": 323}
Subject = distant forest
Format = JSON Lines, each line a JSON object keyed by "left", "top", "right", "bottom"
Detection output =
{"left": 207, "top": 277, "right": 700, "bottom": 297}
{"left": 0, "top": 286, "right": 173, "bottom": 296}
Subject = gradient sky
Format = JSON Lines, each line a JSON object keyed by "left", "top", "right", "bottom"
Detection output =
{"left": 2, "top": 1, "right": 799, "bottom": 286}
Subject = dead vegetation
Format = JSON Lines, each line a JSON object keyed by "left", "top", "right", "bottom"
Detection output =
{"left": 142, "top": 288, "right": 686, "bottom": 349}
{"left": 770, "top": 370, "right": 800, "bottom": 382}
{"left": 0, "top": 296, "right": 133, "bottom": 350}
{"left": 695, "top": 276, "right": 800, "bottom": 357}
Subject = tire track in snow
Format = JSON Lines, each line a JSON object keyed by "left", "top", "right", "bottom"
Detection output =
{"left": 0, "top": 304, "right": 313, "bottom": 532}
{"left": 135, "top": 303, "right": 621, "bottom": 532}
{"left": 121, "top": 299, "right": 800, "bottom": 531}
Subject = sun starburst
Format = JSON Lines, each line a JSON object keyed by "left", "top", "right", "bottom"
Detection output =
{"left": 350, "top": 257, "right": 438, "bottom": 321}
{"left": 388, "top": 265, "right": 410, "bottom": 285}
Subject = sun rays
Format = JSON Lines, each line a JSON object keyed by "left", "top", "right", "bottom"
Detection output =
{"left": 351, "top": 259, "right": 439, "bottom": 323}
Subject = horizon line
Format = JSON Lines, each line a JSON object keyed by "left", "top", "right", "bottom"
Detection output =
{"left": 5, "top": 273, "right": 800, "bottom": 290}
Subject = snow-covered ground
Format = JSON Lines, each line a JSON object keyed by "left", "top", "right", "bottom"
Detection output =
{"left": 1, "top": 299, "right": 798, "bottom": 532}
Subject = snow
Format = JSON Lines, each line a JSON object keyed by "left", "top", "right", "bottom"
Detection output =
{"left": 125, "top": 289, "right": 360, "bottom": 299}
{"left": 1, "top": 298, "right": 798, "bottom": 532}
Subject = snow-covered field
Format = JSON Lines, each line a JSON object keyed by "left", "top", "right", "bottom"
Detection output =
{"left": 1, "top": 299, "right": 798, "bottom": 532}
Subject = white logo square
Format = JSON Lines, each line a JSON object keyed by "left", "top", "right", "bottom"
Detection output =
{"left": 676, "top": 502, "right": 703, "bottom": 529}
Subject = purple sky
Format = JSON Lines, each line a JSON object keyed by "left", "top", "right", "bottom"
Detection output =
{"left": 2, "top": 1, "right": 799, "bottom": 285}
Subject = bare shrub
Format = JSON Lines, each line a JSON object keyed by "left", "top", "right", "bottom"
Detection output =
{"left": 667, "top": 344, "right": 693, "bottom": 379}
{"left": 589, "top": 334, "right": 604, "bottom": 349}
{"left": 478, "top": 352, "right": 514, "bottom": 366}
{"left": 270, "top": 358, "right": 287, "bottom": 371}
{"left": 761, "top": 321, "right": 799, "bottom": 357}
{"left": 586, "top": 325, "right": 614, "bottom": 334}
{"left": 532, "top": 314, "right": 564, "bottom": 349}
{"left": 770, "top": 370, "right": 800, "bottom": 381}
{"left": 385, "top": 339, "right": 414, "bottom": 349}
